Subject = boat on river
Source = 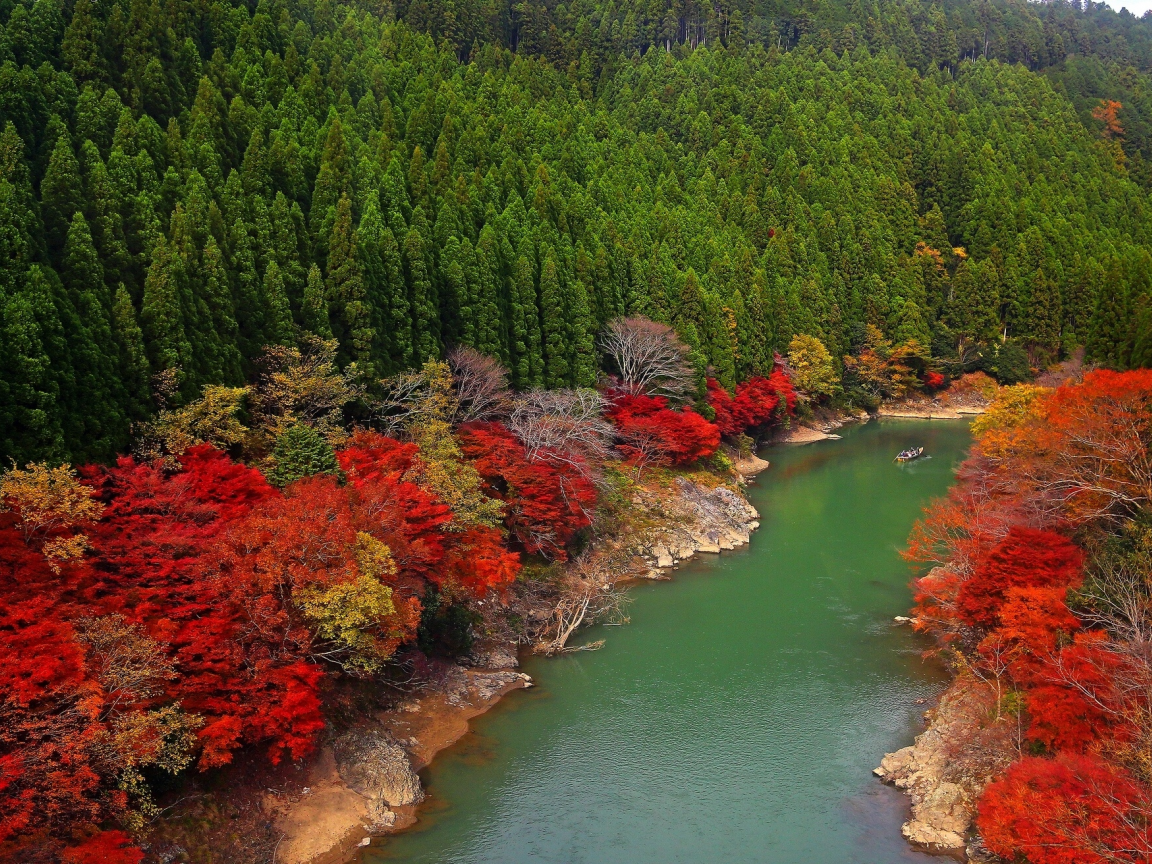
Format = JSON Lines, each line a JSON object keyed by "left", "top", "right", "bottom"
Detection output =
{"left": 895, "top": 446, "right": 924, "bottom": 462}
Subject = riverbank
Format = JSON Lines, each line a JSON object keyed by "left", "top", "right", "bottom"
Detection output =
{"left": 362, "top": 418, "right": 973, "bottom": 863}
{"left": 874, "top": 666, "right": 1014, "bottom": 860}
{"left": 259, "top": 462, "right": 765, "bottom": 864}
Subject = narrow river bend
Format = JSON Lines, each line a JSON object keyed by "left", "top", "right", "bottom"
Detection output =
{"left": 366, "top": 419, "right": 972, "bottom": 864}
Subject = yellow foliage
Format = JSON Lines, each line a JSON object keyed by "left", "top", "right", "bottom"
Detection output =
{"left": 250, "top": 336, "right": 363, "bottom": 445}
{"left": 296, "top": 535, "right": 404, "bottom": 673}
{"left": 42, "top": 535, "right": 92, "bottom": 573}
{"left": 401, "top": 360, "right": 504, "bottom": 531}
{"left": 354, "top": 531, "right": 398, "bottom": 578}
{"left": 971, "top": 384, "right": 1050, "bottom": 452}
{"left": 0, "top": 462, "right": 103, "bottom": 545}
{"left": 787, "top": 334, "right": 840, "bottom": 399}
{"left": 135, "top": 384, "right": 250, "bottom": 465}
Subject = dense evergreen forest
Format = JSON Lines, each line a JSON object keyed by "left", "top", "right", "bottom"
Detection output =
{"left": 2, "top": 0, "right": 1152, "bottom": 466}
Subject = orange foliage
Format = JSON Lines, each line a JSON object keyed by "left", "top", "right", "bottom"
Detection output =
{"left": 906, "top": 370, "right": 1152, "bottom": 862}
{"left": 1092, "top": 99, "right": 1124, "bottom": 139}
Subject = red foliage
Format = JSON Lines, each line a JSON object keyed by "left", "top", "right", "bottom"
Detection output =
{"left": 955, "top": 527, "right": 1083, "bottom": 628}
{"left": 906, "top": 372, "right": 1152, "bottom": 863}
{"left": 979, "top": 754, "right": 1152, "bottom": 864}
{"left": 706, "top": 371, "right": 796, "bottom": 438}
{"left": 458, "top": 422, "right": 596, "bottom": 561}
{"left": 607, "top": 393, "right": 720, "bottom": 467}
{"left": 335, "top": 429, "right": 419, "bottom": 483}
{"left": 923, "top": 371, "right": 946, "bottom": 391}
{"left": 62, "top": 831, "right": 145, "bottom": 864}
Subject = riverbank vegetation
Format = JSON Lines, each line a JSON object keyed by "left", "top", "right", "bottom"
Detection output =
{"left": 3, "top": 0, "right": 1152, "bottom": 858}
{"left": 906, "top": 370, "right": 1152, "bottom": 861}
{"left": 0, "top": 319, "right": 795, "bottom": 862}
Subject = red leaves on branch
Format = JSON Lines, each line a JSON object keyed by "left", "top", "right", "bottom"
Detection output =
{"left": 923, "top": 371, "right": 946, "bottom": 391}
{"left": 458, "top": 422, "right": 596, "bottom": 561}
{"left": 955, "top": 527, "right": 1082, "bottom": 628}
{"left": 905, "top": 371, "right": 1152, "bottom": 863}
{"left": 706, "top": 371, "right": 796, "bottom": 438}
{"left": 606, "top": 393, "right": 720, "bottom": 468}
{"left": 979, "top": 754, "right": 1152, "bottom": 864}
{"left": 61, "top": 831, "right": 145, "bottom": 864}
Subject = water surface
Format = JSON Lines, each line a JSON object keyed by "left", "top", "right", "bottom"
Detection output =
{"left": 366, "top": 419, "right": 971, "bottom": 864}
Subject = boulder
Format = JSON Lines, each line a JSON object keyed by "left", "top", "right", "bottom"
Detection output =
{"left": 335, "top": 730, "right": 424, "bottom": 808}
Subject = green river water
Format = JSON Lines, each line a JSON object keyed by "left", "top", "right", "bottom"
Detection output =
{"left": 364, "top": 418, "right": 972, "bottom": 864}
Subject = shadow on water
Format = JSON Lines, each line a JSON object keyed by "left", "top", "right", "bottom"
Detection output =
{"left": 362, "top": 418, "right": 972, "bottom": 864}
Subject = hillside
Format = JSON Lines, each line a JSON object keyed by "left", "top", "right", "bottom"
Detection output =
{"left": 2, "top": 0, "right": 1152, "bottom": 465}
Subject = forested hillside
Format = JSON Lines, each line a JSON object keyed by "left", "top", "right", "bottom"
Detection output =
{"left": 2, "top": 0, "right": 1152, "bottom": 467}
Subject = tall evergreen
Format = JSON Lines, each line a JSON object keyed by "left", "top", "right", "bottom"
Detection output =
{"left": 539, "top": 249, "right": 568, "bottom": 387}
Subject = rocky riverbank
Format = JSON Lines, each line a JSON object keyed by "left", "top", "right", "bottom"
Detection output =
{"left": 266, "top": 467, "right": 766, "bottom": 864}
{"left": 875, "top": 592, "right": 1015, "bottom": 861}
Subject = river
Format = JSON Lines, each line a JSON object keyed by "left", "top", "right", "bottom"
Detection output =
{"left": 364, "top": 418, "right": 972, "bottom": 864}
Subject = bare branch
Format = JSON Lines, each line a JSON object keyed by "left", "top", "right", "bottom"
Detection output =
{"left": 507, "top": 388, "right": 614, "bottom": 473}
{"left": 447, "top": 346, "right": 512, "bottom": 423}
{"left": 600, "top": 316, "right": 695, "bottom": 400}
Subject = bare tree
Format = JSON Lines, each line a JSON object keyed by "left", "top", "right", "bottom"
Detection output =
{"left": 447, "top": 346, "right": 512, "bottom": 422}
{"left": 507, "top": 388, "right": 614, "bottom": 471}
{"left": 373, "top": 366, "right": 440, "bottom": 436}
{"left": 600, "top": 316, "right": 695, "bottom": 400}
{"left": 538, "top": 553, "right": 633, "bottom": 655}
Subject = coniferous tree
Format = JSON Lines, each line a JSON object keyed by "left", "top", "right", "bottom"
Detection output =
{"left": 539, "top": 249, "right": 568, "bottom": 387}
{"left": 262, "top": 262, "right": 295, "bottom": 346}
{"left": 41, "top": 134, "right": 84, "bottom": 261}
{"left": 303, "top": 264, "right": 333, "bottom": 339}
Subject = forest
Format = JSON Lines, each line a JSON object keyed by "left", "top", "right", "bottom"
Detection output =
{"left": 2, "top": 0, "right": 1152, "bottom": 465}
{"left": 2, "top": 0, "right": 1152, "bottom": 857}
{"left": 906, "top": 370, "right": 1152, "bottom": 861}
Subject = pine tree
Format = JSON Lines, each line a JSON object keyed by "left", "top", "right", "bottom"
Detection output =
{"left": 568, "top": 279, "right": 597, "bottom": 387}
{"left": 381, "top": 224, "right": 412, "bottom": 370}
{"left": 62, "top": 213, "right": 128, "bottom": 455}
{"left": 201, "top": 236, "right": 244, "bottom": 384}
{"left": 0, "top": 269, "right": 67, "bottom": 462}
{"left": 268, "top": 423, "right": 341, "bottom": 487}
{"left": 510, "top": 253, "right": 538, "bottom": 387}
{"left": 111, "top": 283, "right": 150, "bottom": 411}
{"left": 310, "top": 114, "right": 351, "bottom": 257}
{"left": 404, "top": 226, "right": 438, "bottom": 363}
{"left": 950, "top": 259, "right": 1001, "bottom": 343}
{"left": 326, "top": 195, "right": 372, "bottom": 369}
{"left": 303, "top": 264, "right": 333, "bottom": 339}
{"left": 41, "top": 134, "right": 84, "bottom": 261}
{"left": 141, "top": 238, "right": 192, "bottom": 385}
{"left": 231, "top": 218, "right": 266, "bottom": 361}
{"left": 539, "top": 249, "right": 568, "bottom": 387}
{"left": 1026, "top": 269, "right": 1062, "bottom": 358}
{"left": 262, "top": 261, "right": 295, "bottom": 346}
{"left": 1088, "top": 258, "right": 1131, "bottom": 368}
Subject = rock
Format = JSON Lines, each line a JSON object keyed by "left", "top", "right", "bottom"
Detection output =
{"left": 877, "top": 682, "right": 1015, "bottom": 857}
{"left": 902, "top": 820, "right": 966, "bottom": 850}
{"left": 335, "top": 730, "right": 424, "bottom": 808}
{"left": 470, "top": 642, "right": 519, "bottom": 669}
{"left": 966, "top": 835, "right": 1001, "bottom": 863}
{"left": 359, "top": 837, "right": 372, "bottom": 847}
{"left": 469, "top": 669, "right": 530, "bottom": 701}
{"left": 893, "top": 615, "right": 913, "bottom": 625}
{"left": 873, "top": 745, "right": 914, "bottom": 778}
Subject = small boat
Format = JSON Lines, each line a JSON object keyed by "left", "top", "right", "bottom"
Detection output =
{"left": 895, "top": 447, "right": 924, "bottom": 463}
